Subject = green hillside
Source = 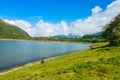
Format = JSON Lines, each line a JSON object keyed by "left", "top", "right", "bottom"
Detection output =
{"left": 0, "top": 19, "right": 31, "bottom": 39}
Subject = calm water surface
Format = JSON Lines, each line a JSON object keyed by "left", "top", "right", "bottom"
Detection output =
{"left": 0, "top": 40, "right": 91, "bottom": 70}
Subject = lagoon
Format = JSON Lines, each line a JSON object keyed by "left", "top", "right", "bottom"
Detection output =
{"left": 0, "top": 40, "right": 90, "bottom": 70}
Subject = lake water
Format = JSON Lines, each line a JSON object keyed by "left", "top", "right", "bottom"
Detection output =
{"left": 0, "top": 40, "right": 91, "bottom": 70}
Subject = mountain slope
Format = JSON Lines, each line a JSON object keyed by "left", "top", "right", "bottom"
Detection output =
{"left": 0, "top": 19, "right": 31, "bottom": 39}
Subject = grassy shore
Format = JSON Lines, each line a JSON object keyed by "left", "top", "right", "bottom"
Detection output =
{"left": 0, "top": 43, "right": 120, "bottom": 80}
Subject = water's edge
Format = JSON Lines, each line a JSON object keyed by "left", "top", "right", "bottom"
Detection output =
{"left": 0, "top": 55, "right": 55, "bottom": 75}
{"left": 0, "top": 49, "right": 88, "bottom": 75}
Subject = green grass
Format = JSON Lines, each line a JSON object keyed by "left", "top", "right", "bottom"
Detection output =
{"left": 0, "top": 43, "right": 120, "bottom": 80}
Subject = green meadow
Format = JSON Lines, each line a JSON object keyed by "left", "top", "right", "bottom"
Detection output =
{"left": 0, "top": 43, "right": 120, "bottom": 80}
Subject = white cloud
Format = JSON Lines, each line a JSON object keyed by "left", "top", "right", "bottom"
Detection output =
{"left": 92, "top": 6, "right": 102, "bottom": 14}
{"left": 4, "top": 0, "right": 120, "bottom": 37}
{"left": 33, "top": 20, "right": 69, "bottom": 36}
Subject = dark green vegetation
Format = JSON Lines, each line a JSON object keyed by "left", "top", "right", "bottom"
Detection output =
{"left": 0, "top": 43, "right": 120, "bottom": 80}
{"left": 82, "top": 34, "right": 105, "bottom": 42}
{"left": 0, "top": 20, "right": 31, "bottom": 39}
{"left": 33, "top": 34, "right": 104, "bottom": 43}
{"left": 102, "top": 14, "right": 120, "bottom": 46}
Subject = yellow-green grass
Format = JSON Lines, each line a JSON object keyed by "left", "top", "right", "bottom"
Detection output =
{"left": 0, "top": 43, "right": 120, "bottom": 80}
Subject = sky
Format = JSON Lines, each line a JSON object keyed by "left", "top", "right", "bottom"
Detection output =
{"left": 1, "top": 0, "right": 120, "bottom": 37}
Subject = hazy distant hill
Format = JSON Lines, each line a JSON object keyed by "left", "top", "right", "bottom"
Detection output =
{"left": 55, "top": 33, "right": 78, "bottom": 38}
{"left": 0, "top": 19, "right": 31, "bottom": 39}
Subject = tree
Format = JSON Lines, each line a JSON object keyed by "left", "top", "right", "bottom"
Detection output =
{"left": 102, "top": 14, "right": 120, "bottom": 46}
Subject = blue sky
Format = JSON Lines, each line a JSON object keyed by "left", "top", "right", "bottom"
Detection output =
{"left": 1, "top": 0, "right": 120, "bottom": 37}
{"left": 0, "top": 0, "right": 114, "bottom": 22}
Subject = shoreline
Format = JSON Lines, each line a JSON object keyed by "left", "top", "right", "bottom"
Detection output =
{"left": 0, "top": 56, "right": 57, "bottom": 75}
{"left": 0, "top": 49, "right": 85, "bottom": 75}
{"left": 0, "top": 39, "right": 28, "bottom": 41}
{"left": 0, "top": 38, "right": 94, "bottom": 44}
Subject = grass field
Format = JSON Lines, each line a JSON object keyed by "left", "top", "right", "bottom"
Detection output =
{"left": 0, "top": 43, "right": 120, "bottom": 80}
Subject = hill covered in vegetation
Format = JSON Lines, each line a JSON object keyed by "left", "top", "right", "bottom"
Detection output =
{"left": 0, "top": 19, "right": 31, "bottom": 39}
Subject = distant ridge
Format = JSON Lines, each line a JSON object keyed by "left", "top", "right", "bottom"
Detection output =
{"left": 0, "top": 19, "right": 31, "bottom": 39}
{"left": 55, "top": 33, "right": 78, "bottom": 38}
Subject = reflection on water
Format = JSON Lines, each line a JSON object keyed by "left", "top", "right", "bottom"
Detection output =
{"left": 0, "top": 40, "right": 90, "bottom": 70}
